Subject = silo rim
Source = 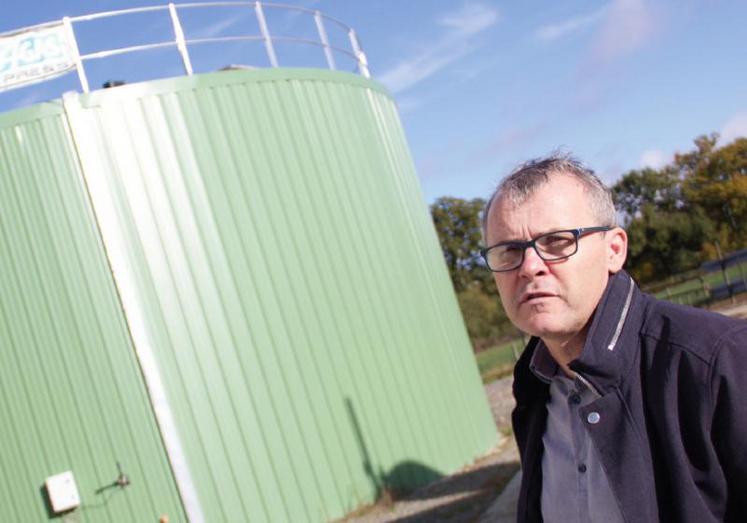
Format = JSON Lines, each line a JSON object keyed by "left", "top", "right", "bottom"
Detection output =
{"left": 0, "top": 101, "right": 65, "bottom": 127}
{"left": 76, "top": 68, "right": 393, "bottom": 108}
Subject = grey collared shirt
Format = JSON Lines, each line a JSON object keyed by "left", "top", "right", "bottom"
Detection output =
{"left": 530, "top": 343, "right": 625, "bottom": 523}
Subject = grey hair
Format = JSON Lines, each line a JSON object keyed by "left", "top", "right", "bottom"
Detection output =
{"left": 481, "top": 153, "right": 617, "bottom": 243}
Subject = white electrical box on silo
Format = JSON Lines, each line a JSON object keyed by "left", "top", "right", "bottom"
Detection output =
{"left": 45, "top": 471, "right": 81, "bottom": 513}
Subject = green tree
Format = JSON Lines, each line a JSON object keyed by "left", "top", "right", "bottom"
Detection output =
{"left": 613, "top": 166, "right": 680, "bottom": 220}
{"left": 671, "top": 133, "right": 719, "bottom": 176}
{"left": 613, "top": 133, "right": 747, "bottom": 283}
{"left": 456, "top": 285, "right": 512, "bottom": 351}
{"left": 430, "top": 196, "right": 513, "bottom": 349}
{"left": 682, "top": 136, "right": 747, "bottom": 251}
{"left": 624, "top": 204, "right": 713, "bottom": 283}
{"left": 430, "top": 196, "right": 488, "bottom": 292}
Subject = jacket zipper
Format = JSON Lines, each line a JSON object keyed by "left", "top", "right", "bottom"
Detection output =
{"left": 607, "top": 276, "right": 635, "bottom": 351}
{"left": 574, "top": 275, "right": 635, "bottom": 397}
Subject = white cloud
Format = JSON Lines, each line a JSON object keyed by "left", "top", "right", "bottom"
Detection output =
{"left": 378, "top": 45, "right": 476, "bottom": 94}
{"left": 589, "top": 0, "right": 655, "bottom": 65}
{"left": 438, "top": 2, "right": 499, "bottom": 35}
{"left": 378, "top": 2, "right": 499, "bottom": 94}
{"left": 639, "top": 149, "right": 669, "bottom": 169}
{"left": 535, "top": 7, "right": 606, "bottom": 42}
{"left": 571, "top": 0, "right": 657, "bottom": 112}
{"left": 719, "top": 112, "right": 747, "bottom": 145}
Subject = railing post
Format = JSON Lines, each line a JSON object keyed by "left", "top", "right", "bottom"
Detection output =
{"left": 169, "top": 3, "right": 193, "bottom": 76}
{"left": 347, "top": 29, "right": 369, "bottom": 78}
{"left": 314, "top": 11, "right": 336, "bottom": 71}
{"left": 255, "top": 2, "right": 279, "bottom": 68}
{"left": 62, "top": 17, "right": 90, "bottom": 93}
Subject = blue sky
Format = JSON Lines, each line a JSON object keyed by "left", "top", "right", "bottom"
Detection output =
{"left": 3, "top": 1, "right": 747, "bottom": 203}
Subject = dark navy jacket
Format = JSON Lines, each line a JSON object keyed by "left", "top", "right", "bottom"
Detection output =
{"left": 512, "top": 270, "right": 747, "bottom": 522}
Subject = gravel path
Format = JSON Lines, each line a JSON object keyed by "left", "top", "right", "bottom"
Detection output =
{"left": 338, "top": 377, "right": 518, "bottom": 523}
{"left": 484, "top": 378, "right": 514, "bottom": 433}
{"left": 717, "top": 301, "right": 747, "bottom": 319}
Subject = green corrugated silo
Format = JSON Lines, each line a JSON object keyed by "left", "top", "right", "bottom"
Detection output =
{"left": 0, "top": 6, "right": 497, "bottom": 523}
{"left": 0, "top": 103, "right": 186, "bottom": 521}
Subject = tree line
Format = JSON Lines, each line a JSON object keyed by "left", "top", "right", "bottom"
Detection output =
{"left": 431, "top": 134, "right": 747, "bottom": 350}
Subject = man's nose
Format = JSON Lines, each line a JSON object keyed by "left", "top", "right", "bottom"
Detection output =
{"left": 517, "top": 245, "right": 548, "bottom": 277}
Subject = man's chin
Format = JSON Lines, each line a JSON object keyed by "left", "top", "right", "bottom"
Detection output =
{"left": 517, "top": 321, "right": 568, "bottom": 341}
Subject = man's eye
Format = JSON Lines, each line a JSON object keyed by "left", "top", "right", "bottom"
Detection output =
{"left": 544, "top": 235, "right": 568, "bottom": 244}
{"left": 539, "top": 235, "right": 574, "bottom": 249}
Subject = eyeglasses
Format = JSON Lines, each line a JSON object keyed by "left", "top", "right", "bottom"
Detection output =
{"left": 480, "top": 226, "right": 613, "bottom": 272}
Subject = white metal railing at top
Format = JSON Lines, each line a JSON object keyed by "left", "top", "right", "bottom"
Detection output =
{"left": 0, "top": 2, "right": 370, "bottom": 95}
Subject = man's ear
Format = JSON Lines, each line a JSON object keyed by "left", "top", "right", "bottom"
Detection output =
{"left": 607, "top": 227, "right": 628, "bottom": 273}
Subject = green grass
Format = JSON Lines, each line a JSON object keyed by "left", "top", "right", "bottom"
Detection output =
{"left": 476, "top": 339, "right": 522, "bottom": 383}
{"left": 653, "top": 262, "right": 747, "bottom": 304}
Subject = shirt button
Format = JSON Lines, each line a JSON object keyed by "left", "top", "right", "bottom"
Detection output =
{"left": 578, "top": 463, "right": 587, "bottom": 473}
{"left": 587, "top": 412, "right": 601, "bottom": 424}
{"left": 569, "top": 393, "right": 581, "bottom": 405}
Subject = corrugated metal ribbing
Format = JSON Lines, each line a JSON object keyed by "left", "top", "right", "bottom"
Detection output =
{"left": 0, "top": 105, "right": 184, "bottom": 521}
{"left": 64, "top": 69, "right": 497, "bottom": 521}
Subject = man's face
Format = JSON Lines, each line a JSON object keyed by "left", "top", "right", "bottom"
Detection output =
{"left": 485, "top": 174, "right": 626, "bottom": 347}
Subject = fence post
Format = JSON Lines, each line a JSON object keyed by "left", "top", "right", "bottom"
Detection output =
{"left": 62, "top": 17, "right": 90, "bottom": 93}
{"left": 701, "top": 277, "right": 711, "bottom": 303}
{"left": 255, "top": 1, "right": 279, "bottom": 67}
{"left": 169, "top": 3, "right": 193, "bottom": 75}
{"left": 348, "top": 29, "right": 370, "bottom": 78}
{"left": 314, "top": 11, "right": 336, "bottom": 71}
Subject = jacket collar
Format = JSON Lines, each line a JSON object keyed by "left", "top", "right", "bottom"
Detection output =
{"left": 514, "top": 270, "right": 644, "bottom": 402}
{"left": 528, "top": 340, "right": 559, "bottom": 384}
{"left": 513, "top": 337, "right": 550, "bottom": 405}
{"left": 568, "top": 270, "right": 643, "bottom": 395}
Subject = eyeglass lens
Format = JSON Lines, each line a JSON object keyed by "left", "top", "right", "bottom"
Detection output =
{"left": 486, "top": 230, "right": 578, "bottom": 271}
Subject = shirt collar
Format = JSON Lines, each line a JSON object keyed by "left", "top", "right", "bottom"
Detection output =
{"left": 529, "top": 340, "right": 560, "bottom": 384}
{"left": 530, "top": 340, "right": 594, "bottom": 395}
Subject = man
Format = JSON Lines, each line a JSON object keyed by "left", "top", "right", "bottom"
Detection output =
{"left": 480, "top": 154, "right": 747, "bottom": 522}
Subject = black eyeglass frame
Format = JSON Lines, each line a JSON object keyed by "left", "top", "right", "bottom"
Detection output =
{"left": 480, "top": 226, "right": 614, "bottom": 273}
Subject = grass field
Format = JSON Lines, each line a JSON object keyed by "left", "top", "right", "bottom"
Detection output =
{"left": 476, "top": 339, "right": 523, "bottom": 383}
{"left": 651, "top": 262, "right": 747, "bottom": 303}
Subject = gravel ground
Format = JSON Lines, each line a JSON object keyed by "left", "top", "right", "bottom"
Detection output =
{"left": 716, "top": 301, "right": 747, "bottom": 319}
{"left": 338, "top": 377, "right": 518, "bottom": 523}
{"left": 484, "top": 378, "right": 515, "bottom": 433}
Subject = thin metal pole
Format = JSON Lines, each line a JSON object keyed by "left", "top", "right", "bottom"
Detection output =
{"left": 62, "top": 17, "right": 90, "bottom": 93}
{"left": 314, "top": 11, "right": 335, "bottom": 71}
{"left": 347, "top": 29, "right": 369, "bottom": 78}
{"left": 255, "top": 1, "right": 279, "bottom": 67}
{"left": 169, "top": 3, "right": 194, "bottom": 75}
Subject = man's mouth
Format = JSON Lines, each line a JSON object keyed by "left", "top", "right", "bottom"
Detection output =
{"left": 521, "top": 291, "right": 556, "bottom": 304}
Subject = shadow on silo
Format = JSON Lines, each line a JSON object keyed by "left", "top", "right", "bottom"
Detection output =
{"left": 344, "top": 397, "right": 442, "bottom": 500}
{"left": 343, "top": 397, "right": 520, "bottom": 521}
